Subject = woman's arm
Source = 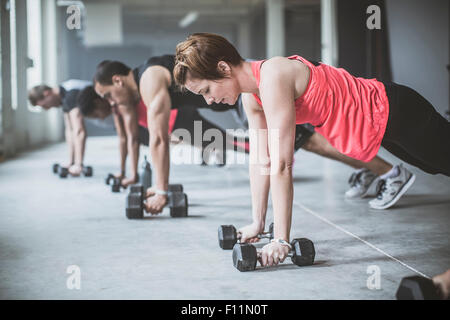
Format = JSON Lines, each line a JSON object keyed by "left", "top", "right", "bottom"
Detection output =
{"left": 259, "top": 57, "right": 297, "bottom": 242}
{"left": 258, "top": 57, "right": 299, "bottom": 266}
{"left": 241, "top": 93, "right": 271, "bottom": 239}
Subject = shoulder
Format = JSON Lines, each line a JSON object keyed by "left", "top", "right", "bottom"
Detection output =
{"left": 141, "top": 65, "right": 172, "bottom": 90}
{"left": 68, "top": 106, "right": 83, "bottom": 118}
{"left": 260, "top": 57, "right": 306, "bottom": 80}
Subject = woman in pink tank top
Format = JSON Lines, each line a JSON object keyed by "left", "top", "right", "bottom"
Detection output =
{"left": 174, "top": 33, "right": 450, "bottom": 269}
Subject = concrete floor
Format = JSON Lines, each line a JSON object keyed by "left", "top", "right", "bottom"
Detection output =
{"left": 0, "top": 136, "right": 449, "bottom": 300}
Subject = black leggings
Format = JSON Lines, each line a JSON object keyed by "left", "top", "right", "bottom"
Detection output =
{"left": 381, "top": 82, "right": 450, "bottom": 177}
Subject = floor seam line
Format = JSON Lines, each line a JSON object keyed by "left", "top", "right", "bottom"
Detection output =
{"left": 293, "top": 199, "right": 430, "bottom": 279}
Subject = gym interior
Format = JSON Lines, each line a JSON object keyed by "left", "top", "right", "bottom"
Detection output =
{"left": 0, "top": 0, "right": 449, "bottom": 301}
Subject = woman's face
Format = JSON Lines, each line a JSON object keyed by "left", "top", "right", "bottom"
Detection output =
{"left": 184, "top": 73, "right": 240, "bottom": 106}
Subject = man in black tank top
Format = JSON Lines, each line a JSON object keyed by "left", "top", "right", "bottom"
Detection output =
{"left": 93, "top": 56, "right": 243, "bottom": 213}
{"left": 78, "top": 85, "right": 252, "bottom": 180}
{"left": 28, "top": 80, "right": 91, "bottom": 176}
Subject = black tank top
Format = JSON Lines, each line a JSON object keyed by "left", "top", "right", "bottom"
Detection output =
{"left": 133, "top": 55, "right": 237, "bottom": 112}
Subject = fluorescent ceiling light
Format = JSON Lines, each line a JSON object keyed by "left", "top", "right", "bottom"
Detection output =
{"left": 179, "top": 11, "right": 199, "bottom": 28}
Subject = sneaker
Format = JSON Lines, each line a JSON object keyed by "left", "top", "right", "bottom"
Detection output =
{"left": 345, "top": 169, "right": 379, "bottom": 198}
{"left": 369, "top": 164, "right": 416, "bottom": 210}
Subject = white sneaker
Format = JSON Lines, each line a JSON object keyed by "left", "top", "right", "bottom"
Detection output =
{"left": 345, "top": 169, "right": 379, "bottom": 198}
{"left": 369, "top": 164, "right": 416, "bottom": 210}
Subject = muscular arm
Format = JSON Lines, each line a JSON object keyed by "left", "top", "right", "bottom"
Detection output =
{"left": 242, "top": 93, "right": 271, "bottom": 232}
{"left": 118, "top": 104, "right": 140, "bottom": 181}
{"left": 63, "top": 113, "right": 75, "bottom": 166}
{"left": 258, "top": 58, "right": 299, "bottom": 242}
{"left": 112, "top": 111, "right": 128, "bottom": 176}
{"left": 140, "top": 66, "right": 172, "bottom": 192}
{"left": 68, "top": 107, "right": 87, "bottom": 166}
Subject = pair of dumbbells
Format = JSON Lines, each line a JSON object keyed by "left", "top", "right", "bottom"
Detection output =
{"left": 396, "top": 276, "right": 449, "bottom": 300}
{"left": 125, "top": 183, "right": 188, "bottom": 219}
{"left": 52, "top": 163, "right": 93, "bottom": 178}
{"left": 218, "top": 223, "right": 274, "bottom": 249}
{"left": 232, "top": 238, "right": 316, "bottom": 272}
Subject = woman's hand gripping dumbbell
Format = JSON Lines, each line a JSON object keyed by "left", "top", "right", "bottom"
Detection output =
{"left": 218, "top": 223, "right": 274, "bottom": 249}
{"left": 232, "top": 238, "right": 316, "bottom": 272}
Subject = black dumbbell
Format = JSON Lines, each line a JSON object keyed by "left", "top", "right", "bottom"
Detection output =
{"left": 125, "top": 183, "right": 188, "bottom": 219}
{"left": 82, "top": 166, "right": 93, "bottom": 177}
{"left": 218, "top": 223, "right": 274, "bottom": 250}
{"left": 396, "top": 276, "right": 447, "bottom": 300}
{"left": 105, "top": 173, "right": 122, "bottom": 192}
{"left": 52, "top": 163, "right": 69, "bottom": 178}
{"left": 232, "top": 238, "right": 315, "bottom": 272}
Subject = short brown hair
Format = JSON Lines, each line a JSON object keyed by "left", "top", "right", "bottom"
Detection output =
{"left": 28, "top": 85, "right": 52, "bottom": 106}
{"left": 94, "top": 60, "right": 131, "bottom": 85}
{"left": 174, "top": 33, "right": 244, "bottom": 87}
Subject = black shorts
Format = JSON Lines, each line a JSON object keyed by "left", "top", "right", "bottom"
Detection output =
{"left": 138, "top": 125, "right": 150, "bottom": 146}
{"left": 294, "top": 124, "right": 315, "bottom": 150}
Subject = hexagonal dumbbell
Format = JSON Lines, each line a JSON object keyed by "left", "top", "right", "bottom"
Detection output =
{"left": 396, "top": 276, "right": 446, "bottom": 300}
{"left": 218, "top": 223, "right": 274, "bottom": 250}
{"left": 232, "top": 238, "right": 315, "bottom": 272}
{"left": 125, "top": 183, "right": 188, "bottom": 219}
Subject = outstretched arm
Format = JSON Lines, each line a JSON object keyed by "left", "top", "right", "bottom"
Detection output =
{"left": 118, "top": 104, "right": 140, "bottom": 186}
{"left": 63, "top": 113, "right": 75, "bottom": 167}
{"left": 239, "top": 93, "right": 271, "bottom": 241}
{"left": 112, "top": 111, "right": 127, "bottom": 178}
{"left": 140, "top": 66, "right": 172, "bottom": 214}
{"left": 259, "top": 58, "right": 296, "bottom": 242}
{"left": 68, "top": 108, "right": 87, "bottom": 175}
{"left": 258, "top": 57, "right": 298, "bottom": 267}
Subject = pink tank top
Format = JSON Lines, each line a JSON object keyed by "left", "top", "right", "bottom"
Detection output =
{"left": 137, "top": 99, "right": 178, "bottom": 134}
{"left": 251, "top": 55, "right": 389, "bottom": 162}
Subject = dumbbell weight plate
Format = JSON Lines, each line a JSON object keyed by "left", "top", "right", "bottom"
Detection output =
{"left": 111, "top": 179, "right": 121, "bottom": 193}
{"left": 84, "top": 166, "right": 93, "bottom": 177}
{"left": 232, "top": 243, "right": 258, "bottom": 272}
{"left": 218, "top": 225, "right": 238, "bottom": 249}
{"left": 53, "top": 163, "right": 60, "bottom": 174}
{"left": 125, "top": 192, "right": 144, "bottom": 219}
{"left": 59, "top": 167, "right": 69, "bottom": 178}
{"left": 169, "top": 193, "right": 188, "bottom": 217}
{"left": 396, "top": 276, "right": 441, "bottom": 300}
{"left": 290, "top": 238, "right": 315, "bottom": 266}
{"left": 129, "top": 184, "right": 144, "bottom": 194}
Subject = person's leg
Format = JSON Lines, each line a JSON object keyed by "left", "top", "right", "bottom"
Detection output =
{"left": 382, "top": 82, "right": 450, "bottom": 177}
{"left": 302, "top": 132, "right": 393, "bottom": 175}
{"left": 302, "top": 131, "right": 393, "bottom": 198}
{"left": 381, "top": 140, "right": 441, "bottom": 175}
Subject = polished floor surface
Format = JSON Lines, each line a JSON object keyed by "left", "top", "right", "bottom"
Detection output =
{"left": 0, "top": 136, "right": 449, "bottom": 299}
